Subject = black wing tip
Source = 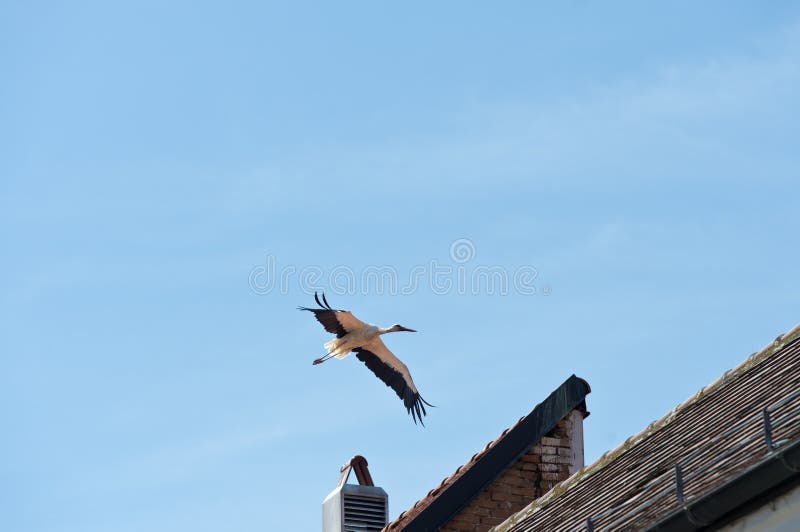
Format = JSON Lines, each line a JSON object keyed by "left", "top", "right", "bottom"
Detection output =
{"left": 405, "top": 392, "right": 430, "bottom": 426}
{"left": 306, "top": 291, "right": 338, "bottom": 311}
{"left": 419, "top": 395, "right": 436, "bottom": 408}
{"left": 408, "top": 405, "right": 424, "bottom": 426}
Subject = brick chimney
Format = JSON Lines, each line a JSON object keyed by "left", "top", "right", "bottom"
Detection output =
{"left": 440, "top": 410, "right": 585, "bottom": 531}
{"left": 384, "top": 375, "right": 590, "bottom": 532}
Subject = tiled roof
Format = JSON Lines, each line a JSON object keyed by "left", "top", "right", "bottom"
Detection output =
{"left": 384, "top": 375, "right": 590, "bottom": 532}
{"left": 495, "top": 324, "right": 800, "bottom": 532}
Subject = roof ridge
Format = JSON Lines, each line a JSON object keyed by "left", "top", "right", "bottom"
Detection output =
{"left": 493, "top": 322, "right": 800, "bottom": 532}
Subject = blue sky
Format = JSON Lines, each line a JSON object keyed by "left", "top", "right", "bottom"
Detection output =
{"left": 3, "top": 2, "right": 800, "bottom": 531}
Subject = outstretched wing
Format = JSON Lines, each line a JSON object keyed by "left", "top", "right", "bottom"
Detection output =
{"left": 355, "top": 338, "right": 433, "bottom": 425}
{"left": 298, "top": 292, "right": 366, "bottom": 338}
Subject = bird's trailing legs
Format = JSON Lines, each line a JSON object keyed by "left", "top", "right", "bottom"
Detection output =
{"left": 313, "top": 353, "right": 335, "bottom": 365}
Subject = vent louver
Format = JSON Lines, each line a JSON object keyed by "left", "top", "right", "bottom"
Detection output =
{"left": 323, "top": 455, "right": 388, "bottom": 532}
{"left": 343, "top": 492, "right": 387, "bottom": 531}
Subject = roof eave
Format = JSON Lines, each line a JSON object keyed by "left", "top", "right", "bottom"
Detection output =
{"left": 647, "top": 438, "right": 800, "bottom": 532}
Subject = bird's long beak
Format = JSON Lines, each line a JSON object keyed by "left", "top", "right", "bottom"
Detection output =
{"left": 399, "top": 326, "right": 417, "bottom": 332}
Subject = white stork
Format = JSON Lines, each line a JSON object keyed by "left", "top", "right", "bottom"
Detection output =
{"left": 299, "top": 292, "right": 433, "bottom": 425}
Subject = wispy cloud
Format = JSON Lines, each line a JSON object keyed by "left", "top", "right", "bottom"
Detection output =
{"left": 298, "top": 18, "right": 800, "bottom": 192}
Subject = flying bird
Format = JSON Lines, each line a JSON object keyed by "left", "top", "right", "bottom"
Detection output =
{"left": 299, "top": 292, "right": 433, "bottom": 424}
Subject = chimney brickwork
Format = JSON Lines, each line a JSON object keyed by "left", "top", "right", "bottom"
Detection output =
{"left": 440, "top": 410, "right": 584, "bottom": 532}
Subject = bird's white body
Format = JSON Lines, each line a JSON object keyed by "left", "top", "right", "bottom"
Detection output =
{"left": 324, "top": 323, "right": 418, "bottom": 393}
{"left": 324, "top": 323, "right": 381, "bottom": 359}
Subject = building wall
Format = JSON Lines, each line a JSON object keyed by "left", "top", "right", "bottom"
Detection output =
{"left": 440, "top": 411, "right": 584, "bottom": 532}
{"left": 719, "top": 483, "right": 800, "bottom": 532}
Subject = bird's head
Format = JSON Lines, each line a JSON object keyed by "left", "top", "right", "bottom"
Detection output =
{"left": 389, "top": 324, "right": 417, "bottom": 333}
